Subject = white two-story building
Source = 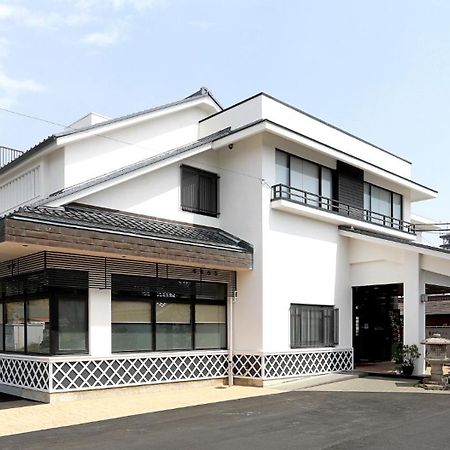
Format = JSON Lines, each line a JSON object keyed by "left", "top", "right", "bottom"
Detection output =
{"left": 1, "top": 87, "right": 450, "bottom": 402}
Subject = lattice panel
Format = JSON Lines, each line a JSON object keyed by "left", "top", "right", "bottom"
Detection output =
{"left": 0, "top": 357, "right": 49, "bottom": 391}
{"left": 50, "top": 353, "right": 228, "bottom": 392}
{"left": 233, "top": 354, "right": 263, "bottom": 378}
{"left": 264, "top": 349, "right": 353, "bottom": 379}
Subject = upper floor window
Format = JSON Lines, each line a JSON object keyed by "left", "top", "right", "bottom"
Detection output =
{"left": 181, "top": 165, "right": 219, "bottom": 217}
{"left": 275, "top": 150, "right": 333, "bottom": 207}
{"left": 364, "top": 183, "right": 402, "bottom": 225}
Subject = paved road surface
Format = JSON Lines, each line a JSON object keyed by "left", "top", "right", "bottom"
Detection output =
{"left": 1, "top": 390, "right": 449, "bottom": 450}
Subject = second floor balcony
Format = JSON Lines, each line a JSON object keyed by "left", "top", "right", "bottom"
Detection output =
{"left": 271, "top": 184, "right": 415, "bottom": 236}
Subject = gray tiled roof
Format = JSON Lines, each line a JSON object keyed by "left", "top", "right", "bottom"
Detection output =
{"left": 10, "top": 204, "right": 253, "bottom": 252}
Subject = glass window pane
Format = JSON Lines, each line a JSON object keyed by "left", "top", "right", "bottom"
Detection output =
{"left": 364, "top": 183, "right": 370, "bottom": 210}
{"left": 195, "top": 282, "right": 226, "bottom": 301}
{"left": 392, "top": 193, "right": 402, "bottom": 220}
{"left": 196, "top": 304, "right": 226, "bottom": 323}
{"left": 112, "top": 301, "right": 151, "bottom": 323}
{"left": 156, "top": 302, "right": 191, "bottom": 350}
{"left": 112, "top": 323, "right": 152, "bottom": 352}
{"left": 156, "top": 303, "right": 190, "bottom": 324}
{"left": 275, "top": 151, "right": 289, "bottom": 185}
{"left": 302, "top": 160, "right": 320, "bottom": 195}
{"left": 156, "top": 324, "right": 192, "bottom": 350}
{"left": 27, "top": 298, "right": 50, "bottom": 354}
{"left": 321, "top": 167, "right": 333, "bottom": 209}
{"left": 290, "top": 156, "right": 303, "bottom": 191}
{"left": 370, "top": 185, "right": 391, "bottom": 223}
{"left": 58, "top": 297, "right": 87, "bottom": 353}
{"left": 5, "top": 302, "right": 25, "bottom": 352}
{"left": 195, "top": 304, "right": 226, "bottom": 349}
{"left": 321, "top": 168, "right": 333, "bottom": 198}
{"left": 196, "top": 324, "right": 226, "bottom": 349}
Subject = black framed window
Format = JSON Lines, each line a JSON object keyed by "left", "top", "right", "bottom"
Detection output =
{"left": 276, "top": 149, "right": 334, "bottom": 209}
{"left": 112, "top": 299, "right": 152, "bottom": 352}
{"left": 54, "top": 288, "right": 88, "bottom": 354}
{"left": 195, "top": 303, "right": 226, "bottom": 349}
{"left": 181, "top": 165, "right": 219, "bottom": 217}
{"left": 0, "top": 270, "right": 88, "bottom": 355}
{"left": 156, "top": 302, "right": 192, "bottom": 350}
{"left": 5, "top": 300, "right": 25, "bottom": 352}
{"left": 290, "top": 304, "right": 339, "bottom": 348}
{"left": 111, "top": 275, "right": 227, "bottom": 353}
{"left": 26, "top": 297, "right": 50, "bottom": 354}
{"left": 364, "top": 182, "right": 403, "bottom": 226}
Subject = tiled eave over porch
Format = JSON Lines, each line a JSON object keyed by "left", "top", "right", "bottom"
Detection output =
{"left": 0, "top": 204, "right": 253, "bottom": 271}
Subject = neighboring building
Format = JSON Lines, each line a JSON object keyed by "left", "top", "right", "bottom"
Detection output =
{"left": 441, "top": 233, "right": 450, "bottom": 249}
{"left": 1, "top": 87, "right": 450, "bottom": 402}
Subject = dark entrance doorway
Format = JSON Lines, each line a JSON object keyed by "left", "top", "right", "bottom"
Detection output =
{"left": 353, "top": 284, "right": 403, "bottom": 363}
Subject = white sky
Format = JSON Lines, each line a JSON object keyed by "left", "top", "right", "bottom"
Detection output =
{"left": 1, "top": 0, "right": 449, "bottom": 230}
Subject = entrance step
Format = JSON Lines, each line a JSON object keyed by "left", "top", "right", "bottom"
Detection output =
{"left": 266, "top": 371, "right": 366, "bottom": 391}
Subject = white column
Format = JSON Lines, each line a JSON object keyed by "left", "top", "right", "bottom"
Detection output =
{"left": 403, "top": 252, "right": 425, "bottom": 375}
{"left": 88, "top": 288, "right": 111, "bottom": 356}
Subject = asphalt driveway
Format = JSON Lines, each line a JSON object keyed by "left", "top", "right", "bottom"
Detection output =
{"left": 0, "top": 389, "right": 449, "bottom": 450}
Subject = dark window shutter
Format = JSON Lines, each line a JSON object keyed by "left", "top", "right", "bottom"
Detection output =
{"left": 333, "top": 308, "right": 339, "bottom": 346}
{"left": 181, "top": 166, "right": 218, "bottom": 217}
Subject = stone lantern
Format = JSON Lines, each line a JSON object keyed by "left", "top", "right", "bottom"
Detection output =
{"left": 421, "top": 333, "right": 450, "bottom": 386}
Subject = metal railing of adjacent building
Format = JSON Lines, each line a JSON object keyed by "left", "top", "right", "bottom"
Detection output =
{"left": 0, "top": 146, "right": 23, "bottom": 169}
{"left": 271, "top": 183, "right": 416, "bottom": 235}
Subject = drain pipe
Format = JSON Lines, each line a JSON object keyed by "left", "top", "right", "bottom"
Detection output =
{"left": 227, "top": 290, "right": 237, "bottom": 387}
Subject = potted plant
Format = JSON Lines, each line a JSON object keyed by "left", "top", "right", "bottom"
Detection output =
{"left": 392, "top": 344, "right": 421, "bottom": 376}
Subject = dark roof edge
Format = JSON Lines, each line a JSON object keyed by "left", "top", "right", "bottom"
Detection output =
{"left": 264, "top": 119, "right": 436, "bottom": 194}
{"left": 199, "top": 92, "right": 412, "bottom": 165}
{"left": 185, "top": 86, "right": 223, "bottom": 111}
{"left": 0, "top": 136, "right": 57, "bottom": 177}
{"left": 339, "top": 225, "right": 450, "bottom": 256}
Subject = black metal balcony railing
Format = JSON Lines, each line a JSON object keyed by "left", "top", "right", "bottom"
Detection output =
{"left": 271, "top": 184, "right": 415, "bottom": 235}
{"left": 0, "top": 146, "right": 23, "bottom": 169}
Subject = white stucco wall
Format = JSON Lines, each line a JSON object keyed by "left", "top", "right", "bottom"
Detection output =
{"left": 89, "top": 288, "right": 112, "bottom": 356}
{"left": 64, "top": 107, "right": 209, "bottom": 188}
{"left": 80, "top": 135, "right": 266, "bottom": 352}
{"left": 199, "top": 94, "right": 411, "bottom": 179}
{"left": 260, "top": 139, "right": 352, "bottom": 352}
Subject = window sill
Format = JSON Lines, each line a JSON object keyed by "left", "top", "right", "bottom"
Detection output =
{"left": 181, "top": 206, "right": 219, "bottom": 218}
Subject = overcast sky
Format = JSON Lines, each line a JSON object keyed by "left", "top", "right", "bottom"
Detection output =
{"left": 0, "top": 0, "right": 449, "bottom": 228}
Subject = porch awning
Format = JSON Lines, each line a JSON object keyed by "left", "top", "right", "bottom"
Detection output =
{"left": 0, "top": 204, "right": 253, "bottom": 270}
